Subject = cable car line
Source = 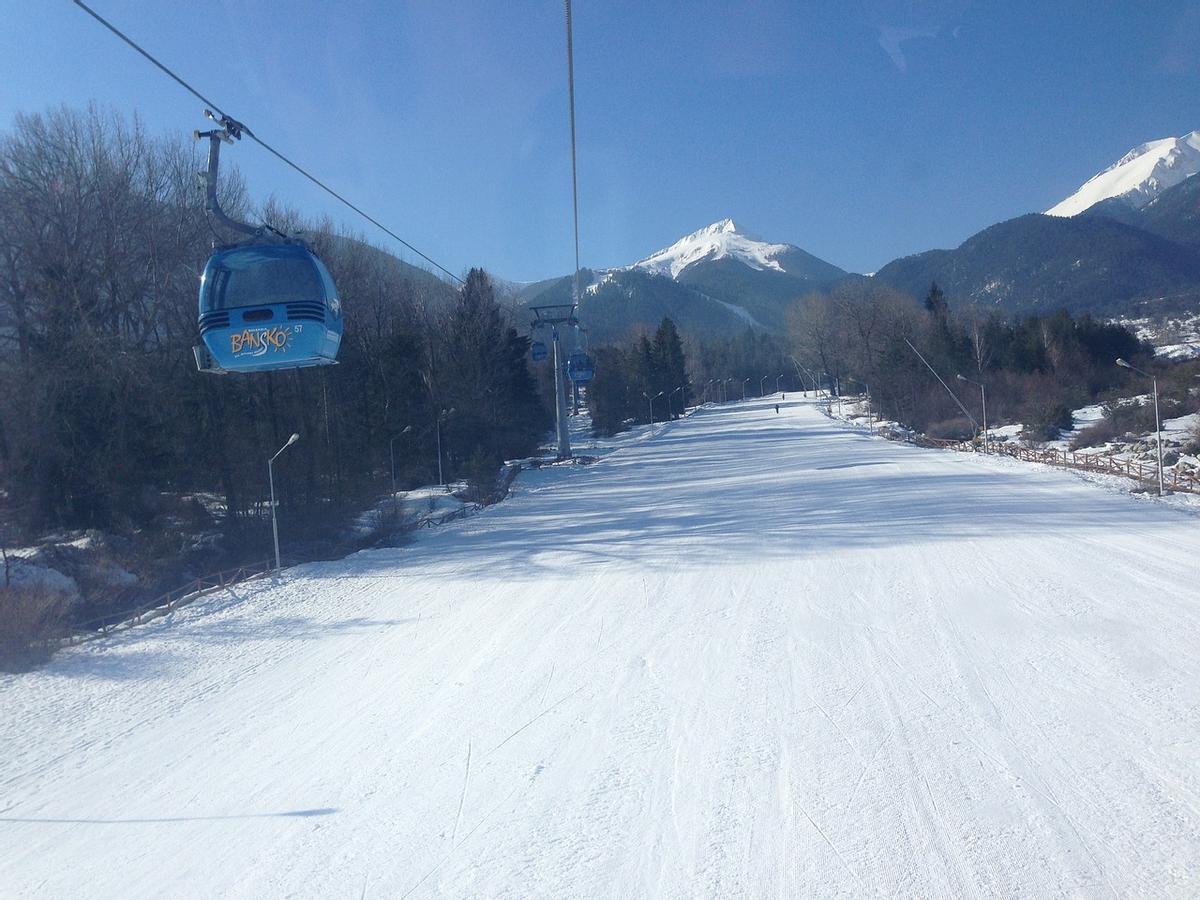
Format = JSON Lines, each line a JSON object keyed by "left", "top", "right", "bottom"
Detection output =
{"left": 565, "top": 0, "right": 582, "bottom": 306}
{"left": 70, "top": 0, "right": 464, "bottom": 286}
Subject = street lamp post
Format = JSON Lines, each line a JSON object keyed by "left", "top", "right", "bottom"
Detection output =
{"left": 706, "top": 378, "right": 715, "bottom": 404}
{"left": 436, "top": 408, "right": 455, "bottom": 492}
{"left": 643, "top": 390, "right": 664, "bottom": 423}
{"left": 776, "top": 373, "right": 784, "bottom": 395}
{"left": 760, "top": 375, "right": 769, "bottom": 397}
{"left": 268, "top": 432, "right": 300, "bottom": 574}
{"left": 389, "top": 425, "right": 413, "bottom": 517}
{"left": 670, "top": 385, "right": 685, "bottom": 418}
{"left": 1117, "top": 358, "right": 1165, "bottom": 496}
{"left": 955, "top": 374, "right": 988, "bottom": 452}
{"left": 821, "top": 373, "right": 838, "bottom": 414}
{"left": 741, "top": 377, "right": 750, "bottom": 401}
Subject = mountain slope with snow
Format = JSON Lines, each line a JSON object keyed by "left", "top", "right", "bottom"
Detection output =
{"left": 1047, "top": 130, "right": 1200, "bottom": 217}
{"left": 631, "top": 218, "right": 846, "bottom": 331}
{"left": 514, "top": 268, "right": 760, "bottom": 343}
{"left": 3, "top": 399, "right": 1200, "bottom": 897}
{"left": 633, "top": 218, "right": 794, "bottom": 278}
{"left": 517, "top": 220, "right": 846, "bottom": 339}
{"left": 631, "top": 218, "right": 846, "bottom": 286}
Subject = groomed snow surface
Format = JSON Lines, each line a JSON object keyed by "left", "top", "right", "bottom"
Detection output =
{"left": 3, "top": 398, "right": 1200, "bottom": 898}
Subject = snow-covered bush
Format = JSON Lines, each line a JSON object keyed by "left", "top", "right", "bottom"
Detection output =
{"left": 463, "top": 450, "right": 502, "bottom": 505}
{"left": 1019, "top": 399, "right": 1073, "bottom": 443}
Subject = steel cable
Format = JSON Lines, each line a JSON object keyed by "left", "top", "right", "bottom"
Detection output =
{"left": 71, "top": 0, "right": 464, "bottom": 284}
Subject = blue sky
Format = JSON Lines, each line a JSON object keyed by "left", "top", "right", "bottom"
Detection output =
{"left": 3, "top": 1, "right": 1198, "bottom": 280}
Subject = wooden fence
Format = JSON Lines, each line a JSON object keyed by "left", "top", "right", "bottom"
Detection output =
{"left": 59, "top": 559, "right": 274, "bottom": 648}
{"left": 909, "top": 434, "right": 1200, "bottom": 494}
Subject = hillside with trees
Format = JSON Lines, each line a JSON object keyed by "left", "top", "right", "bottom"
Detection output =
{"left": 0, "top": 107, "right": 550, "bottom": 600}
{"left": 788, "top": 279, "right": 1154, "bottom": 439}
{"left": 872, "top": 213, "right": 1200, "bottom": 320}
{"left": 674, "top": 248, "right": 846, "bottom": 331}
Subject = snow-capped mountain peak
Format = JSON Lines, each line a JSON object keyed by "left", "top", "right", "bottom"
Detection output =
{"left": 1047, "top": 130, "right": 1200, "bottom": 217}
{"left": 631, "top": 219, "right": 793, "bottom": 279}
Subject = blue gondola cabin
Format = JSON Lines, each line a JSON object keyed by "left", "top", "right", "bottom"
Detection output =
{"left": 567, "top": 350, "right": 594, "bottom": 383}
{"left": 195, "top": 243, "right": 343, "bottom": 374}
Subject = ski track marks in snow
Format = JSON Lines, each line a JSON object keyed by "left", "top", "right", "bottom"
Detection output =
{"left": 2, "top": 398, "right": 1200, "bottom": 897}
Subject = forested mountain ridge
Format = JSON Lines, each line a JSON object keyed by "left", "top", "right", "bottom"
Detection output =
{"left": 872, "top": 209, "right": 1200, "bottom": 319}
{"left": 1137, "top": 173, "right": 1200, "bottom": 247}
{"left": 868, "top": 131, "right": 1200, "bottom": 322}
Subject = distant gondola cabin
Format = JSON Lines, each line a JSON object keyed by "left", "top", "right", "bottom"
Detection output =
{"left": 567, "top": 350, "right": 594, "bottom": 383}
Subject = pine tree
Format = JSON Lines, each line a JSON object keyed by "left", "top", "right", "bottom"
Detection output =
{"left": 924, "top": 281, "right": 948, "bottom": 321}
{"left": 651, "top": 318, "right": 689, "bottom": 414}
{"left": 440, "top": 269, "right": 549, "bottom": 475}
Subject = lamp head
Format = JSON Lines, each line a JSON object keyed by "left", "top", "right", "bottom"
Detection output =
{"left": 1116, "top": 358, "right": 1130, "bottom": 369}
{"left": 956, "top": 374, "right": 966, "bottom": 382}
{"left": 287, "top": 433, "right": 300, "bottom": 446}
{"left": 402, "top": 425, "right": 412, "bottom": 434}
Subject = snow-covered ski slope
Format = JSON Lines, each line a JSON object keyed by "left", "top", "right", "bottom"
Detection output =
{"left": 3, "top": 398, "right": 1200, "bottom": 898}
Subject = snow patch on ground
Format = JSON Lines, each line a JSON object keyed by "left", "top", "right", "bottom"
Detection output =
{"left": 710, "top": 296, "right": 761, "bottom": 328}
{"left": 1117, "top": 314, "right": 1200, "bottom": 360}
{"left": 5, "top": 562, "right": 80, "bottom": 599}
